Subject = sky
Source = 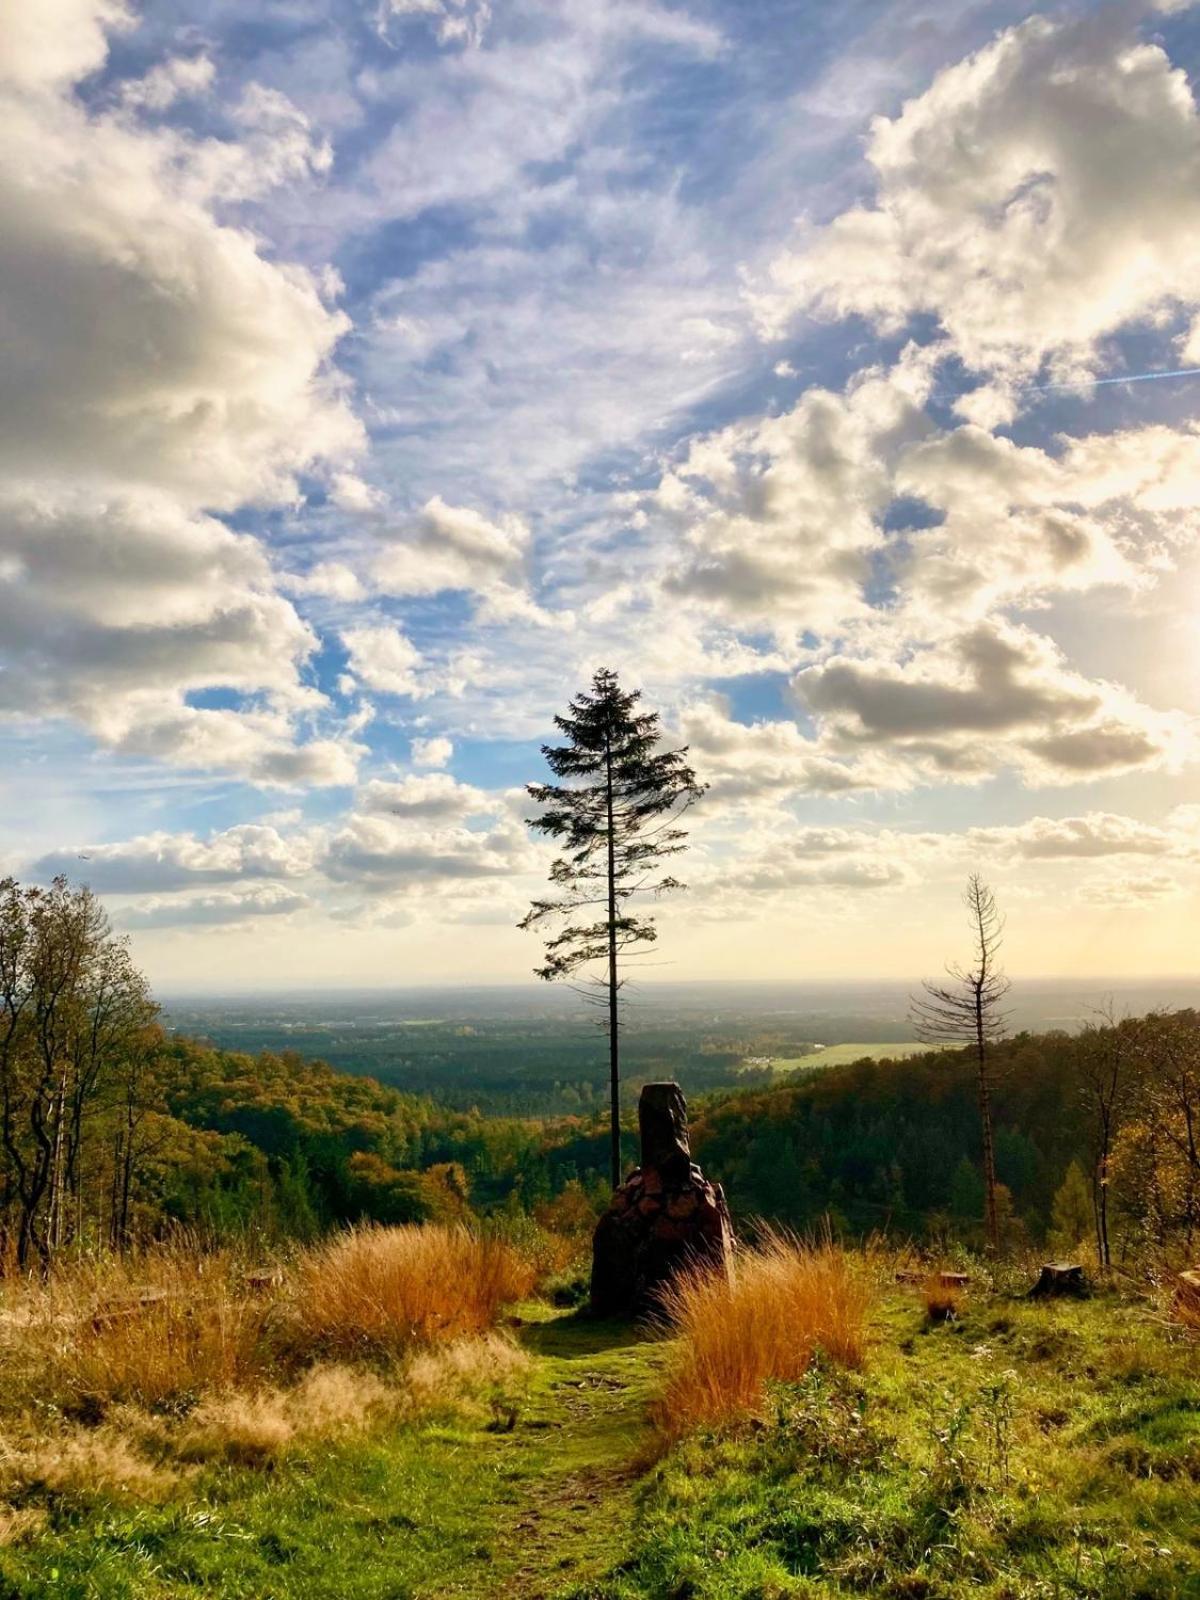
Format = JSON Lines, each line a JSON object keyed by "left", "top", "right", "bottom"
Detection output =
{"left": 5, "top": 0, "right": 1200, "bottom": 989}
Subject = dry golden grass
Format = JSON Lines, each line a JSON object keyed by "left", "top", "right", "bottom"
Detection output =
{"left": 656, "top": 1234, "right": 872, "bottom": 1438}
{"left": 0, "top": 1507, "right": 47, "bottom": 1547}
{"left": 175, "top": 1363, "right": 397, "bottom": 1465}
{"left": 405, "top": 1332, "right": 530, "bottom": 1411}
{"left": 0, "top": 1425, "right": 180, "bottom": 1502}
{"left": 0, "top": 1245, "right": 272, "bottom": 1415}
{"left": 0, "top": 1223, "right": 537, "bottom": 1425}
{"left": 289, "top": 1223, "right": 535, "bottom": 1357}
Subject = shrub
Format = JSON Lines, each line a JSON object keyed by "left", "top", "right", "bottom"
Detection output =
{"left": 289, "top": 1223, "right": 535, "bottom": 1357}
{"left": 656, "top": 1233, "right": 872, "bottom": 1438}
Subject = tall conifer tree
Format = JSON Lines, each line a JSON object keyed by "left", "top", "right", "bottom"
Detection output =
{"left": 520, "top": 670, "right": 704, "bottom": 1188}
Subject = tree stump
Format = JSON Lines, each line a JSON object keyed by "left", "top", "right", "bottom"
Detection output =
{"left": 1172, "top": 1268, "right": 1200, "bottom": 1320}
{"left": 1028, "top": 1261, "right": 1090, "bottom": 1299}
{"left": 590, "top": 1082, "right": 732, "bottom": 1320}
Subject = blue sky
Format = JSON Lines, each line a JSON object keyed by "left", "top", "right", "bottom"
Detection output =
{"left": 5, "top": 0, "right": 1200, "bottom": 986}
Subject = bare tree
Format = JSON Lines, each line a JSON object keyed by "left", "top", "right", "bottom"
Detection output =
{"left": 911, "top": 874, "right": 1010, "bottom": 1253}
{"left": 1076, "top": 1005, "right": 1138, "bottom": 1271}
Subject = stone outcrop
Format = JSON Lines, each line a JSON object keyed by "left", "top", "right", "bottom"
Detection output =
{"left": 589, "top": 1081, "right": 732, "bottom": 1319}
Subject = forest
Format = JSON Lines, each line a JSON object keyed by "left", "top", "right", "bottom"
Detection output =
{"left": 4, "top": 873, "right": 1199, "bottom": 1273}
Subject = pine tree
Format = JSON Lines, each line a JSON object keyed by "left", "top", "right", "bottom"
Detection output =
{"left": 520, "top": 669, "right": 705, "bottom": 1188}
{"left": 1049, "top": 1159, "right": 1092, "bottom": 1254}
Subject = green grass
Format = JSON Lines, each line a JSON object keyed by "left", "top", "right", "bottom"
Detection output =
{"left": 2, "top": 1290, "right": 1197, "bottom": 1599}
{"left": 0, "top": 1306, "right": 667, "bottom": 1600}
{"left": 578, "top": 1291, "right": 1200, "bottom": 1600}
{"left": 766, "top": 1042, "right": 931, "bottom": 1072}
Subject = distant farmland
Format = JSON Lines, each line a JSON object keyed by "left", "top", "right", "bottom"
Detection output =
{"left": 755, "top": 1041, "right": 933, "bottom": 1072}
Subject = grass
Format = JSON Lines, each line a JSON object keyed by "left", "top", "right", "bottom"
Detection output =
{"left": 767, "top": 1042, "right": 932, "bottom": 1072}
{"left": 290, "top": 1222, "right": 536, "bottom": 1357}
{"left": 655, "top": 1236, "right": 871, "bottom": 1438}
{"left": 0, "top": 1247, "right": 1197, "bottom": 1598}
{"left": 587, "top": 1291, "right": 1200, "bottom": 1600}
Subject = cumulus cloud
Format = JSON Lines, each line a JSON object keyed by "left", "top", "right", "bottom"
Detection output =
{"left": 116, "top": 885, "right": 310, "bottom": 929}
{"left": 341, "top": 624, "right": 424, "bottom": 697}
{"left": 324, "top": 814, "right": 532, "bottom": 891}
{"left": 0, "top": 1, "right": 364, "bottom": 786}
{"left": 752, "top": 8, "right": 1200, "bottom": 378}
{"left": 411, "top": 735, "right": 453, "bottom": 768}
{"left": 661, "top": 352, "right": 936, "bottom": 632}
{"left": 371, "top": 497, "right": 558, "bottom": 624}
{"left": 795, "top": 622, "right": 1186, "bottom": 785}
{"left": 33, "top": 824, "right": 320, "bottom": 894}
{"left": 967, "top": 813, "right": 1179, "bottom": 859}
{"left": 1080, "top": 872, "right": 1185, "bottom": 907}
{"left": 0, "top": 0, "right": 130, "bottom": 92}
{"left": 357, "top": 773, "right": 489, "bottom": 821}
{"left": 677, "top": 700, "right": 878, "bottom": 802}
{"left": 120, "top": 52, "right": 214, "bottom": 112}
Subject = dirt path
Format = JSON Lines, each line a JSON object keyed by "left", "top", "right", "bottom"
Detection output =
{"left": 428, "top": 1309, "right": 668, "bottom": 1600}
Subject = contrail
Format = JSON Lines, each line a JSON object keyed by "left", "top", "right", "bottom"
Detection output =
{"left": 930, "top": 365, "right": 1200, "bottom": 405}
{"left": 1019, "top": 366, "right": 1200, "bottom": 396}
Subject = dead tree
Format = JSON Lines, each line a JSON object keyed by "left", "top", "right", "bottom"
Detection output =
{"left": 911, "top": 875, "right": 1010, "bottom": 1254}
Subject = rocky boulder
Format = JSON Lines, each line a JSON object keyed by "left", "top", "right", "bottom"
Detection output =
{"left": 590, "top": 1081, "right": 732, "bottom": 1319}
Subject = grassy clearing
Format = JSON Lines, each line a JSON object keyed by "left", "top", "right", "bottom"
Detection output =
{"left": 766, "top": 1042, "right": 930, "bottom": 1072}
{"left": 585, "top": 1288, "right": 1200, "bottom": 1600}
{"left": 0, "top": 1246, "right": 1196, "bottom": 1599}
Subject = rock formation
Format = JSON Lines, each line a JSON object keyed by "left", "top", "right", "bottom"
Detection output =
{"left": 589, "top": 1081, "right": 733, "bottom": 1319}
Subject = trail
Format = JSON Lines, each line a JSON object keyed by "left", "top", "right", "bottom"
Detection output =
{"left": 425, "top": 1308, "right": 668, "bottom": 1600}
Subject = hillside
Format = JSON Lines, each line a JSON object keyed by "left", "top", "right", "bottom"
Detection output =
{"left": 1, "top": 1276, "right": 1195, "bottom": 1598}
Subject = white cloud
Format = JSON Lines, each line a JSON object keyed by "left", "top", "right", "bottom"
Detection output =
{"left": 341, "top": 624, "right": 424, "bottom": 697}
{"left": 357, "top": 773, "right": 489, "bottom": 821}
{"left": 117, "top": 885, "right": 310, "bottom": 929}
{"left": 1080, "top": 872, "right": 1185, "bottom": 907}
{"left": 120, "top": 52, "right": 215, "bottom": 112}
{"left": 374, "top": 0, "right": 492, "bottom": 49}
{"left": 752, "top": 9, "right": 1200, "bottom": 379}
{"left": 373, "top": 496, "right": 530, "bottom": 600}
{"left": 0, "top": 0, "right": 130, "bottom": 93}
{"left": 33, "top": 824, "right": 321, "bottom": 893}
{"left": 0, "top": 3, "right": 364, "bottom": 787}
{"left": 795, "top": 621, "right": 1187, "bottom": 785}
{"left": 411, "top": 735, "right": 453, "bottom": 768}
{"left": 283, "top": 562, "right": 366, "bottom": 603}
{"left": 325, "top": 813, "right": 532, "bottom": 891}
{"left": 967, "top": 812, "right": 1180, "bottom": 860}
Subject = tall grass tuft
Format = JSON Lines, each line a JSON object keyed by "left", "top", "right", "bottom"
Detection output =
{"left": 289, "top": 1223, "right": 535, "bottom": 1357}
{"left": 1, "top": 1244, "right": 271, "bottom": 1415}
{"left": 656, "top": 1233, "right": 872, "bottom": 1438}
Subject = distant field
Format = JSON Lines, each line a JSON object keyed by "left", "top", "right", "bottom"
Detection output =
{"left": 763, "top": 1041, "right": 929, "bottom": 1072}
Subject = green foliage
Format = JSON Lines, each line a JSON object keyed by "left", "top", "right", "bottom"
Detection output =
{"left": 1049, "top": 1159, "right": 1093, "bottom": 1253}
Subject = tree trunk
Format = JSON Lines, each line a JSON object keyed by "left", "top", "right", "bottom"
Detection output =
{"left": 604, "top": 731, "right": 620, "bottom": 1191}
{"left": 975, "top": 988, "right": 999, "bottom": 1253}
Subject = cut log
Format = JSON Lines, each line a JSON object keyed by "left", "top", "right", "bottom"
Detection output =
{"left": 90, "top": 1287, "right": 169, "bottom": 1331}
{"left": 895, "top": 1269, "right": 969, "bottom": 1287}
{"left": 244, "top": 1268, "right": 282, "bottom": 1294}
{"left": 1028, "top": 1261, "right": 1090, "bottom": 1299}
{"left": 1172, "top": 1268, "right": 1200, "bottom": 1317}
